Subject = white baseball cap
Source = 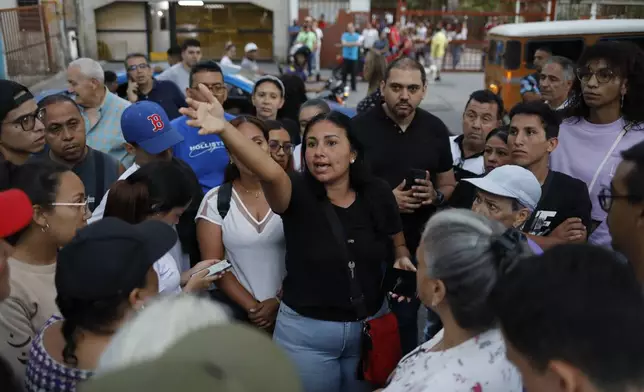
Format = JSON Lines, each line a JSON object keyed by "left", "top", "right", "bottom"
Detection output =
{"left": 464, "top": 165, "right": 542, "bottom": 210}
{"left": 244, "top": 43, "right": 258, "bottom": 53}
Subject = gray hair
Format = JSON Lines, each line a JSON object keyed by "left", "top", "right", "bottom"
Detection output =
{"left": 299, "top": 98, "right": 330, "bottom": 115}
{"left": 421, "top": 209, "right": 532, "bottom": 331}
{"left": 68, "top": 58, "right": 105, "bottom": 83}
{"left": 546, "top": 56, "right": 575, "bottom": 81}
{"left": 95, "top": 294, "right": 230, "bottom": 375}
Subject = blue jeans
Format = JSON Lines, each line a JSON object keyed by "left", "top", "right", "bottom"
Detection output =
{"left": 273, "top": 302, "right": 387, "bottom": 392}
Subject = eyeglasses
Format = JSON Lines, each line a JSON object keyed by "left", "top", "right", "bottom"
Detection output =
{"left": 598, "top": 187, "right": 641, "bottom": 212}
{"left": 268, "top": 140, "right": 294, "bottom": 155}
{"left": 576, "top": 68, "right": 616, "bottom": 84}
{"left": 51, "top": 197, "right": 91, "bottom": 214}
{"left": 127, "top": 63, "right": 150, "bottom": 72}
{"left": 193, "top": 83, "right": 227, "bottom": 95}
{"left": 2, "top": 107, "right": 46, "bottom": 132}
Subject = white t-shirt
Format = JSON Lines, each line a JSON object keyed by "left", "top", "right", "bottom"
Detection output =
{"left": 315, "top": 28, "right": 323, "bottom": 52}
{"left": 154, "top": 252, "right": 182, "bottom": 294}
{"left": 241, "top": 57, "right": 259, "bottom": 73}
{"left": 449, "top": 135, "right": 485, "bottom": 176}
{"left": 362, "top": 28, "right": 379, "bottom": 49}
{"left": 220, "top": 56, "right": 234, "bottom": 67}
{"left": 196, "top": 185, "right": 286, "bottom": 301}
{"left": 384, "top": 328, "right": 522, "bottom": 392}
{"left": 417, "top": 26, "right": 428, "bottom": 40}
{"left": 293, "top": 144, "right": 302, "bottom": 171}
{"left": 156, "top": 63, "right": 190, "bottom": 97}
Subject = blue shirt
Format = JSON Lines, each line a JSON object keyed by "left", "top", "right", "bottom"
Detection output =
{"left": 171, "top": 114, "right": 231, "bottom": 193}
{"left": 79, "top": 87, "right": 133, "bottom": 167}
{"left": 137, "top": 80, "right": 186, "bottom": 120}
{"left": 342, "top": 32, "right": 360, "bottom": 60}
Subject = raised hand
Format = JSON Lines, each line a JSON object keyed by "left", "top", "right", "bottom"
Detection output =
{"left": 179, "top": 84, "right": 226, "bottom": 135}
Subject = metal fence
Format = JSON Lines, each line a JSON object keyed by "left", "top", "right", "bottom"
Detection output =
{"left": 0, "top": 2, "right": 67, "bottom": 86}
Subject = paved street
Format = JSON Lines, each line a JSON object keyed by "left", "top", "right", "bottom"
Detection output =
{"left": 30, "top": 62, "right": 482, "bottom": 136}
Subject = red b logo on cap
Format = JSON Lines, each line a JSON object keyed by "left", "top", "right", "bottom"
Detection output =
{"left": 147, "top": 114, "right": 164, "bottom": 132}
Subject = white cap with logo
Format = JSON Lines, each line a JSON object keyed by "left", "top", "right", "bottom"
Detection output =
{"left": 245, "top": 43, "right": 259, "bottom": 53}
{"left": 464, "top": 165, "right": 542, "bottom": 210}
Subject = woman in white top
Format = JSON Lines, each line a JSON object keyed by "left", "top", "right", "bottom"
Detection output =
{"left": 197, "top": 115, "right": 286, "bottom": 330}
{"left": 382, "top": 209, "right": 526, "bottom": 392}
{"left": 104, "top": 161, "right": 221, "bottom": 295}
{"left": 220, "top": 42, "right": 236, "bottom": 67}
{"left": 293, "top": 99, "right": 330, "bottom": 171}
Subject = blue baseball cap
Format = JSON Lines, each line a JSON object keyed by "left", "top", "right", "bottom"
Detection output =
{"left": 121, "top": 101, "right": 184, "bottom": 154}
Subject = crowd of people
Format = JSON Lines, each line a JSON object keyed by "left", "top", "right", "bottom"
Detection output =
{"left": 0, "top": 25, "right": 644, "bottom": 392}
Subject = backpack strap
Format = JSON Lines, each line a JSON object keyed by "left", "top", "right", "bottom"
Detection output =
{"left": 217, "top": 182, "right": 233, "bottom": 220}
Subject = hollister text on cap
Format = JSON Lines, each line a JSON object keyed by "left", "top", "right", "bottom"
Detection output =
{"left": 463, "top": 165, "right": 542, "bottom": 211}
{"left": 120, "top": 101, "right": 184, "bottom": 154}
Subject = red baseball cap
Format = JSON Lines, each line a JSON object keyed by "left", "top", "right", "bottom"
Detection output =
{"left": 0, "top": 189, "right": 33, "bottom": 238}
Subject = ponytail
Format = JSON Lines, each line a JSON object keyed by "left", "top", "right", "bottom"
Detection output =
{"left": 104, "top": 180, "right": 151, "bottom": 224}
{"left": 60, "top": 319, "right": 79, "bottom": 366}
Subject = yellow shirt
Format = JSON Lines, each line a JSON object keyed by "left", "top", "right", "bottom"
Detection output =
{"left": 431, "top": 31, "right": 448, "bottom": 58}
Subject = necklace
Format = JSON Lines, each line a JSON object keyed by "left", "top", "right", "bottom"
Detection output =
{"left": 236, "top": 182, "right": 263, "bottom": 199}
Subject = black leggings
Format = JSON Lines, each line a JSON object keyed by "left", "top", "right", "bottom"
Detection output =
{"left": 342, "top": 58, "right": 357, "bottom": 91}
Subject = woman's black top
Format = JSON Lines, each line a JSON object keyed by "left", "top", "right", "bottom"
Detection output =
{"left": 279, "top": 172, "right": 402, "bottom": 322}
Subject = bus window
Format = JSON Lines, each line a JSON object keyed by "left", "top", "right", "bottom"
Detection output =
{"left": 504, "top": 40, "right": 521, "bottom": 70}
{"left": 525, "top": 39, "right": 585, "bottom": 68}
{"left": 489, "top": 40, "right": 498, "bottom": 63}
{"left": 600, "top": 36, "right": 644, "bottom": 51}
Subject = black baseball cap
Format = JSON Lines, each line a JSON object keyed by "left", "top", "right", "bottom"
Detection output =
{"left": 0, "top": 80, "right": 34, "bottom": 124}
{"left": 56, "top": 217, "right": 177, "bottom": 300}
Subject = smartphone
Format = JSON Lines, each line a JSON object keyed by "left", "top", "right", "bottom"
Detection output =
{"left": 403, "top": 168, "right": 427, "bottom": 190}
{"left": 192, "top": 260, "right": 232, "bottom": 278}
{"left": 383, "top": 268, "right": 417, "bottom": 298}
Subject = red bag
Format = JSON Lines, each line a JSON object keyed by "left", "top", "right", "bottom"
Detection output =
{"left": 359, "top": 313, "right": 402, "bottom": 386}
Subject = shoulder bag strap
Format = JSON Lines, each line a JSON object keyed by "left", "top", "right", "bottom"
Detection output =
{"left": 217, "top": 182, "right": 233, "bottom": 220}
{"left": 321, "top": 200, "right": 370, "bottom": 319}
{"left": 588, "top": 123, "right": 631, "bottom": 192}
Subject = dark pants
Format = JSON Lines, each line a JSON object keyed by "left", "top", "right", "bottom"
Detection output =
{"left": 342, "top": 58, "right": 357, "bottom": 91}
{"left": 210, "top": 289, "right": 250, "bottom": 322}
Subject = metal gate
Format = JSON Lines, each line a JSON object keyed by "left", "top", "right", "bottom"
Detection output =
{"left": 0, "top": 2, "right": 66, "bottom": 86}
{"left": 396, "top": 0, "right": 550, "bottom": 72}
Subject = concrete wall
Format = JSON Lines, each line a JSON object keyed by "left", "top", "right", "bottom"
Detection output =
{"left": 77, "top": 0, "right": 291, "bottom": 62}
{"left": 0, "top": 0, "right": 16, "bottom": 9}
{"left": 96, "top": 2, "right": 147, "bottom": 60}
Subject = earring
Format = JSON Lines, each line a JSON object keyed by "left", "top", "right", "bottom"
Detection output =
{"left": 41, "top": 223, "right": 49, "bottom": 233}
{"left": 350, "top": 158, "right": 355, "bottom": 164}
{"left": 621, "top": 94, "right": 625, "bottom": 108}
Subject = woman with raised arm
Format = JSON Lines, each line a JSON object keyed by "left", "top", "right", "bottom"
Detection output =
{"left": 181, "top": 85, "right": 415, "bottom": 392}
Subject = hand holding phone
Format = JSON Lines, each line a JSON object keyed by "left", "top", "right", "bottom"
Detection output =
{"left": 192, "top": 260, "right": 232, "bottom": 278}
{"left": 403, "top": 168, "right": 427, "bottom": 191}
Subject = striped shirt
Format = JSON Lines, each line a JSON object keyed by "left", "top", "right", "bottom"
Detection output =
{"left": 79, "top": 87, "right": 133, "bottom": 167}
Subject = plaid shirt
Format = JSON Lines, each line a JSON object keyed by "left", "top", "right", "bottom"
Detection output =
{"left": 520, "top": 72, "right": 540, "bottom": 96}
{"left": 80, "top": 88, "right": 133, "bottom": 167}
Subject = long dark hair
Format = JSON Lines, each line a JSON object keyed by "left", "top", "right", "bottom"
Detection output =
{"left": 565, "top": 41, "right": 644, "bottom": 126}
{"left": 104, "top": 161, "right": 193, "bottom": 224}
{"left": 265, "top": 119, "right": 295, "bottom": 173}
{"left": 486, "top": 125, "right": 510, "bottom": 144}
{"left": 0, "top": 161, "right": 69, "bottom": 244}
{"left": 57, "top": 273, "right": 148, "bottom": 366}
{"left": 300, "top": 111, "right": 374, "bottom": 196}
{"left": 277, "top": 74, "right": 307, "bottom": 122}
{"left": 223, "top": 115, "right": 270, "bottom": 183}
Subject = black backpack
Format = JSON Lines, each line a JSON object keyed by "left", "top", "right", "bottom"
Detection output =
{"left": 217, "top": 182, "right": 233, "bottom": 219}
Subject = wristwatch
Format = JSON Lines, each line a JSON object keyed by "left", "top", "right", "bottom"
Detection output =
{"left": 434, "top": 190, "right": 445, "bottom": 206}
